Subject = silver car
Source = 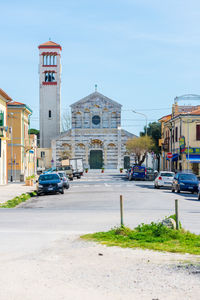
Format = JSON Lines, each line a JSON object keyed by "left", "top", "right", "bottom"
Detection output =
{"left": 154, "top": 171, "right": 175, "bottom": 189}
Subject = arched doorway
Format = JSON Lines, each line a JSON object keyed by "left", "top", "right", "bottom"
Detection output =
{"left": 124, "top": 156, "right": 130, "bottom": 169}
{"left": 89, "top": 150, "right": 103, "bottom": 169}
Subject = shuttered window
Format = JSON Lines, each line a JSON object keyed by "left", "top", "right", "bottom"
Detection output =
{"left": 196, "top": 125, "right": 200, "bottom": 140}
{"left": 175, "top": 127, "right": 178, "bottom": 142}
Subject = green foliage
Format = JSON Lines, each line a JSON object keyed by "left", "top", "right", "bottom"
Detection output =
{"left": 28, "top": 128, "right": 39, "bottom": 135}
{"left": 140, "top": 122, "right": 161, "bottom": 155}
{"left": 26, "top": 174, "right": 35, "bottom": 180}
{"left": 126, "top": 136, "right": 155, "bottom": 165}
{"left": 0, "top": 192, "right": 36, "bottom": 208}
{"left": 81, "top": 220, "right": 200, "bottom": 255}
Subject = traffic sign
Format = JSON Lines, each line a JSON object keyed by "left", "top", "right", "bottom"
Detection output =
{"left": 167, "top": 152, "right": 172, "bottom": 159}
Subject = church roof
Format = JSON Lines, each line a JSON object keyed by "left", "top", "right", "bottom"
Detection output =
{"left": 71, "top": 92, "right": 122, "bottom": 108}
{"left": 38, "top": 41, "right": 62, "bottom": 50}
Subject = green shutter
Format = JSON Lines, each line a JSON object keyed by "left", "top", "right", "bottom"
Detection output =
{"left": 0, "top": 112, "right": 4, "bottom": 127}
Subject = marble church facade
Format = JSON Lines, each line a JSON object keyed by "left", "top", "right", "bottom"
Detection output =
{"left": 52, "top": 91, "right": 136, "bottom": 169}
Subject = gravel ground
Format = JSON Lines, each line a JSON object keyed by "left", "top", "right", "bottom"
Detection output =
{"left": 1, "top": 234, "right": 200, "bottom": 300}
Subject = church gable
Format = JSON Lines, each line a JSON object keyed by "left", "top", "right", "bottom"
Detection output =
{"left": 71, "top": 92, "right": 122, "bottom": 110}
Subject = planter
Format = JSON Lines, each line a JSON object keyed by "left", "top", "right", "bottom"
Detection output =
{"left": 25, "top": 179, "right": 34, "bottom": 186}
{"left": 101, "top": 170, "right": 104, "bottom": 173}
{"left": 120, "top": 170, "right": 123, "bottom": 173}
{"left": 85, "top": 169, "right": 88, "bottom": 173}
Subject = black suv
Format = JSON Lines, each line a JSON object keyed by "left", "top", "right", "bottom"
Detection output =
{"left": 36, "top": 173, "right": 64, "bottom": 196}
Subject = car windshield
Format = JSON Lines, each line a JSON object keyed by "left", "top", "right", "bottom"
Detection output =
{"left": 39, "top": 174, "right": 59, "bottom": 181}
{"left": 160, "top": 173, "right": 174, "bottom": 177}
{"left": 58, "top": 173, "right": 64, "bottom": 177}
{"left": 179, "top": 174, "right": 197, "bottom": 181}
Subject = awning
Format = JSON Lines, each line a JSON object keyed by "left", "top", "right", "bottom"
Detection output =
{"left": 172, "top": 153, "right": 179, "bottom": 161}
{"left": 186, "top": 154, "right": 200, "bottom": 163}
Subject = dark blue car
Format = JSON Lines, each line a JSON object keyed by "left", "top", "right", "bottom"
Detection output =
{"left": 36, "top": 173, "right": 64, "bottom": 196}
{"left": 128, "top": 165, "right": 146, "bottom": 181}
{"left": 172, "top": 173, "right": 198, "bottom": 193}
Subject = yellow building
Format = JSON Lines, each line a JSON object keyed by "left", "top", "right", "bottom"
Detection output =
{"left": 37, "top": 148, "right": 52, "bottom": 171}
{"left": 159, "top": 103, "right": 200, "bottom": 174}
{"left": 7, "top": 101, "right": 37, "bottom": 181}
{"left": 0, "top": 89, "right": 12, "bottom": 184}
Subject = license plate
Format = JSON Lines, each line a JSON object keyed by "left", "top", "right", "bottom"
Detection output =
{"left": 164, "top": 182, "right": 170, "bottom": 184}
{"left": 188, "top": 187, "right": 193, "bottom": 189}
{"left": 48, "top": 187, "right": 53, "bottom": 191}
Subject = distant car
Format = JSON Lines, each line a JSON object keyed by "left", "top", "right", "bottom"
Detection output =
{"left": 146, "top": 168, "right": 155, "bottom": 181}
{"left": 57, "top": 171, "right": 70, "bottom": 189}
{"left": 36, "top": 173, "right": 64, "bottom": 196}
{"left": 198, "top": 182, "right": 200, "bottom": 200}
{"left": 128, "top": 165, "right": 146, "bottom": 181}
{"left": 154, "top": 171, "right": 175, "bottom": 188}
{"left": 172, "top": 173, "right": 199, "bottom": 193}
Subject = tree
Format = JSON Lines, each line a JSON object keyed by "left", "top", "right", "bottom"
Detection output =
{"left": 126, "top": 136, "right": 155, "bottom": 166}
{"left": 61, "top": 109, "right": 71, "bottom": 132}
{"left": 140, "top": 122, "right": 161, "bottom": 155}
{"left": 28, "top": 128, "right": 40, "bottom": 147}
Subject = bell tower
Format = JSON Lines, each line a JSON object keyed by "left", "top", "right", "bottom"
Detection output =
{"left": 38, "top": 41, "right": 62, "bottom": 148}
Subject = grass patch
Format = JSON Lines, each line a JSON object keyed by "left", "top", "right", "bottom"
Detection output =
{"left": 0, "top": 191, "right": 37, "bottom": 208}
{"left": 81, "top": 222, "right": 200, "bottom": 255}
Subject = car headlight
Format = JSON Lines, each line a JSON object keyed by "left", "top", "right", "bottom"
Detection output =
{"left": 38, "top": 184, "right": 43, "bottom": 188}
{"left": 180, "top": 182, "right": 185, "bottom": 185}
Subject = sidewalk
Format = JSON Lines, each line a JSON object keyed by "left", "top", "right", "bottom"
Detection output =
{"left": 0, "top": 183, "right": 36, "bottom": 203}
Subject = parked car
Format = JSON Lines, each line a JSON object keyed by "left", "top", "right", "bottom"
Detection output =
{"left": 57, "top": 171, "right": 70, "bottom": 189}
{"left": 36, "top": 173, "right": 64, "bottom": 196}
{"left": 146, "top": 168, "right": 155, "bottom": 181}
{"left": 172, "top": 172, "right": 199, "bottom": 193}
{"left": 154, "top": 171, "right": 175, "bottom": 188}
{"left": 198, "top": 182, "right": 200, "bottom": 200}
{"left": 128, "top": 165, "right": 146, "bottom": 181}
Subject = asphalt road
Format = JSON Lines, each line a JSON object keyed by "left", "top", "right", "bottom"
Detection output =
{"left": 1, "top": 171, "right": 200, "bottom": 300}
{"left": 0, "top": 170, "right": 200, "bottom": 255}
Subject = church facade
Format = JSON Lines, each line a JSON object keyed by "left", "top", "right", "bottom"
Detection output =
{"left": 52, "top": 91, "right": 136, "bottom": 169}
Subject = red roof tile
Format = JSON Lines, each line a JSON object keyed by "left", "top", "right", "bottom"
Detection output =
{"left": 8, "top": 101, "right": 25, "bottom": 106}
{"left": 38, "top": 41, "right": 62, "bottom": 50}
{"left": 0, "top": 88, "right": 12, "bottom": 101}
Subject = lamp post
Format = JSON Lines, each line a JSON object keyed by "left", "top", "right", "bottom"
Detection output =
{"left": 9, "top": 113, "right": 14, "bottom": 182}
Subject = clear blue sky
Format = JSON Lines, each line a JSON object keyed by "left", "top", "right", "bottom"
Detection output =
{"left": 1, "top": 0, "right": 200, "bottom": 135}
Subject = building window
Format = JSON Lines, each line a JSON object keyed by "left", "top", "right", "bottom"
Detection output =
{"left": 92, "top": 115, "right": 100, "bottom": 125}
{"left": 196, "top": 125, "right": 200, "bottom": 140}
{"left": 45, "top": 72, "right": 55, "bottom": 82}
{"left": 111, "top": 112, "right": 117, "bottom": 128}
{"left": 102, "top": 111, "right": 109, "bottom": 128}
{"left": 0, "top": 112, "right": 4, "bottom": 126}
{"left": 175, "top": 127, "right": 178, "bottom": 142}
{"left": 41, "top": 151, "right": 45, "bottom": 158}
{"left": 75, "top": 112, "right": 82, "bottom": 128}
{"left": 84, "top": 112, "right": 90, "bottom": 128}
{"left": 48, "top": 110, "right": 52, "bottom": 118}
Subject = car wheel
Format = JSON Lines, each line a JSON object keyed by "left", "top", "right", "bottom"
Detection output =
{"left": 172, "top": 188, "right": 175, "bottom": 192}
{"left": 66, "top": 184, "right": 69, "bottom": 189}
{"left": 77, "top": 176, "right": 81, "bottom": 179}
{"left": 154, "top": 184, "right": 157, "bottom": 189}
{"left": 37, "top": 192, "right": 41, "bottom": 196}
{"left": 60, "top": 188, "right": 64, "bottom": 194}
{"left": 198, "top": 193, "right": 200, "bottom": 200}
{"left": 176, "top": 186, "right": 180, "bottom": 193}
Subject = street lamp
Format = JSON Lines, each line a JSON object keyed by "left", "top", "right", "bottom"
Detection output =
{"left": 132, "top": 110, "right": 148, "bottom": 136}
{"left": 9, "top": 113, "right": 14, "bottom": 182}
